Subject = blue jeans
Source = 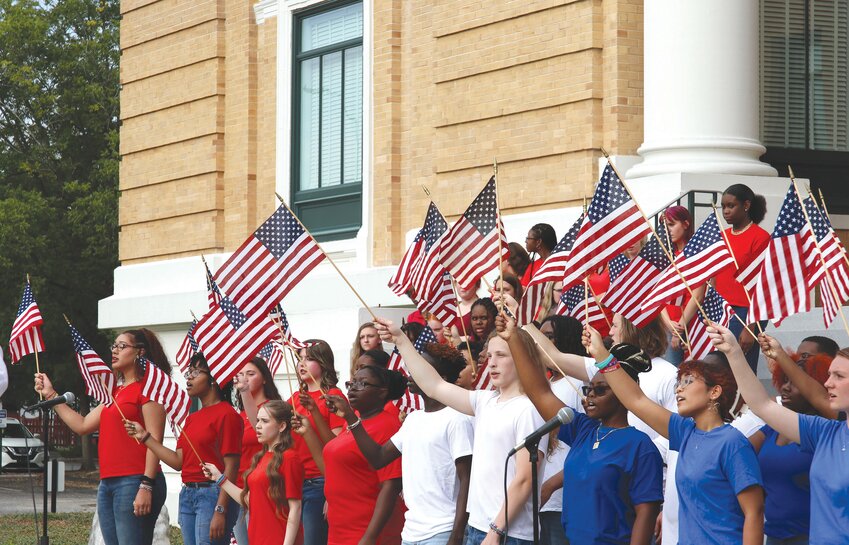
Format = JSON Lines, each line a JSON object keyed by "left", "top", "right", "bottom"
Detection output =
{"left": 302, "top": 477, "right": 328, "bottom": 545}
{"left": 766, "top": 536, "right": 808, "bottom": 545}
{"left": 540, "top": 512, "right": 568, "bottom": 545}
{"left": 464, "top": 526, "right": 532, "bottom": 545}
{"left": 178, "top": 485, "right": 239, "bottom": 545}
{"left": 403, "top": 530, "right": 452, "bottom": 545}
{"left": 231, "top": 504, "right": 249, "bottom": 545}
{"left": 97, "top": 473, "right": 167, "bottom": 545}
{"left": 729, "top": 305, "right": 768, "bottom": 373}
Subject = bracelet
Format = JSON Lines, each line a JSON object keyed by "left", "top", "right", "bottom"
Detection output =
{"left": 140, "top": 432, "right": 151, "bottom": 444}
{"left": 594, "top": 354, "right": 615, "bottom": 370}
{"left": 600, "top": 360, "right": 621, "bottom": 374}
{"left": 346, "top": 418, "right": 362, "bottom": 431}
{"left": 215, "top": 474, "right": 226, "bottom": 487}
{"left": 138, "top": 483, "right": 153, "bottom": 492}
{"left": 488, "top": 522, "right": 506, "bottom": 537}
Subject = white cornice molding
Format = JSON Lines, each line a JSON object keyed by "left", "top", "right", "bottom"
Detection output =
{"left": 254, "top": 0, "right": 279, "bottom": 24}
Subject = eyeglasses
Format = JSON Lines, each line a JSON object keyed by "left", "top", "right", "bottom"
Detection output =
{"left": 525, "top": 236, "right": 539, "bottom": 242}
{"left": 110, "top": 342, "right": 140, "bottom": 352}
{"left": 582, "top": 385, "right": 611, "bottom": 397}
{"left": 183, "top": 368, "right": 209, "bottom": 380}
{"left": 345, "top": 380, "right": 382, "bottom": 391}
{"left": 674, "top": 375, "right": 705, "bottom": 390}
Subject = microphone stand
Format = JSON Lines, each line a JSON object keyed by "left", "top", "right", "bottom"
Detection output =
{"left": 525, "top": 437, "right": 542, "bottom": 545}
{"left": 40, "top": 407, "right": 50, "bottom": 545}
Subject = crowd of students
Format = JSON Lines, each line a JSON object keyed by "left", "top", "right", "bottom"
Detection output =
{"left": 30, "top": 182, "right": 849, "bottom": 545}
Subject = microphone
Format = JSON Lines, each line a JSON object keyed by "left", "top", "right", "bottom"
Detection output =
{"left": 24, "top": 392, "right": 76, "bottom": 412}
{"left": 508, "top": 406, "right": 574, "bottom": 456}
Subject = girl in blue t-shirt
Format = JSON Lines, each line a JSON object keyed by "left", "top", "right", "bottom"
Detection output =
{"left": 582, "top": 325, "right": 764, "bottom": 545}
{"left": 496, "top": 311, "right": 663, "bottom": 545}
{"left": 709, "top": 324, "right": 849, "bottom": 545}
{"left": 751, "top": 336, "right": 834, "bottom": 544}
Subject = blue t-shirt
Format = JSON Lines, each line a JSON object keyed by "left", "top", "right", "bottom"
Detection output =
{"left": 558, "top": 411, "right": 663, "bottom": 545}
{"left": 798, "top": 413, "right": 849, "bottom": 545}
{"left": 758, "top": 425, "right": 812, "bottom": 539}
{"left": 668, "top": 413, "right": 762, "bottom": 545}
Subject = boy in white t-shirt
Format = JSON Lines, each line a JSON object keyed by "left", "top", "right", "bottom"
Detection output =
{"left": 327, "top": 341, "right": 474, "bottom": 545}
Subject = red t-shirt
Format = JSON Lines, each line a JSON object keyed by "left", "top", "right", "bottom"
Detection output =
{"left": 247, "top": 449, "right": 305, "bottom": 545}
{"left": 288, "top": 388, "right": 347, "bottom": 479}
{"left": 177, "top": 402, "right": 243, "bottom": 483}
{"left": 323, "top": 408, "right": 404, "bottom": 545}
{"left": 713, "top": 225, "right": 771, "bottom": 307}
{"left": 664, "top": 249, "right": 689, "bottom": 323}
{"left": 237, "top": 401, "right": 268, "bottom": 487}
{"left": 99, "top": 382, "right": 159, "bottom": 479}
{"left": 521, "top": 259, "right": 544, "bottom": 287}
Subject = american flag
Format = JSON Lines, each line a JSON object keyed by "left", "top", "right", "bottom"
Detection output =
{"left": 686, "top": 286, "right": 734, "bottom": 360}
{"left": 140, "top": 357, "right": 190, "bottom": 435}
{"left": 439, "top": 177, "right": 509, "bottom": 290}
{"left": 641, "top": 212, "right": 735, "bottom": 316}
{"left": 204, "top": 261, "right": 222, "bottom": 310}
{"left": 258, "top": 340, "right": 286, "bottom": 377}
{"left": 557, "top": 283, "right": 608, "bottom": 330}
{"left": 416, "top": 270, "right": 459, "bottom": 329}
{"left": 748, "top": 184, "right": 817, "bottom": 323}
{"left": 472, "top": 361, "right": 493, "bottom": 390}
{"left": 518, "top": 214, "right": 584, "bottom": 325}
{"left": 193, "top": 295, "right": 279, "bottom": 385}
{"left": 603, "top": 232, "right": 673, "bottom": 327}
{"left": 607, "top": 253, "right": 630, "bottom": 283}
{"left": 389, "top": 202, "right": 446, "bottom": 297}
{"left": 175, "top": 320, "right": 199, "bottom": 373}
{"left": 214, "top": 204, "right": 325, "bottom": 317}
{"left": 9, "top": 282, "right": 46, "bottom": 364}
{"left": 407, "top": 202, "right": 450, "bottom": 303}
{"left": 68, "top": 323, "right": 115, "bottom": 406}
{"left": 388, "top": 327, "right": 439, "bottom": 413}
{"left": 803, "top": 196, "right": 849, "bottom": 326}
{"left": 561, "top": 164, "right": 651, "bottom": 291}
{"left": 270, "top": 305, "right": 311, "bottom": 351}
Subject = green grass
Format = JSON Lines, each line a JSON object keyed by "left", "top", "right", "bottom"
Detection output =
{"left": 0, "top": 513, "right": 184, "bottom": 545}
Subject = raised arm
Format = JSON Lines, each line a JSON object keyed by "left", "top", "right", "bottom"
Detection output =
{"left": 297, "top": 393, "right": 336, "bottom": 444}
{"left": 125, "top": 420, "right": 184, "bottom": 470}
{"left": 374, "top": 318, "right": 473, "bottom": 415}
{"left": 759, "top": 334, "right": 838, "bottom": 419}
{"left": 523, "top": 325, "right": 592, "bottom": 382}
{"left": 583, "top": 326, "right": 672, "bottom": 438}
{"left": 707, "top": 323, "right": 800, "bottom": 443}
{"left": 494, "top": 312, "right": 565, "bottom": 421}
{"left": 34, "top": 373, "right": 103, "bottom": 435}
{"left": 291, "top": 414, "right": 326, "bottom": 474}
{"left": 202, "top": 462, "right": 244, "bottom": 504}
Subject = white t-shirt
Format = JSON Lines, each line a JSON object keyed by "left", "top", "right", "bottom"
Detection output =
{"left": 660, "top": 408, "right": 764, "bottom": 545}
{"left": 540, "top": 377, "right": 584, "bottom": 513}
{"left": 390, "top": 407, "right": 475, "bottom": 541}
{"left": 466, "top": 390, "right": 548, "bottom": 541}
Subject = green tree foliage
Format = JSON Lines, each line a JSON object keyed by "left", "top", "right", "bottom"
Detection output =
{"left": 0, "top": 0, "right": 119, "bottom": 413}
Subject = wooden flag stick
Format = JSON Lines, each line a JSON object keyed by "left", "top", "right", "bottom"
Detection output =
{"left": 789, "top": 168, "right": 849, "bottom": 338}
{"left": 599, "top": 149, "right": 758, "bottom": 339}
{"left": 275, "top": 193, "right": 378, "bottom": 321}
{"left": 584, "top": 279, "right": 613, "bottom": 330}
{"left": 173, "top": 422, "right": 204, "bottom": 464}
{"left": 812, "top": 187, "right": 849, "bottom": 271}
{"left": 26, "top": 274, "right": 43, "bottom": 382}
{"left": 583, "top": 277, "right": 591, "bottom": 328}
{"left": 494, "top": 160, "right": 506, "bottom": 311}
{"left": 711, "top": 203, "right": 764, "bottom": 335}
{"left": 450, "top": 277, "right": 478, "bottom": 377}
{"left": 658, "top": 217, "right": 694, "bottom": 349}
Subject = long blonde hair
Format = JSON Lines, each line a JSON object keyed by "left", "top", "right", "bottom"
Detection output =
{"left": 240, "top": 401, "right": 295, "bottom": 517}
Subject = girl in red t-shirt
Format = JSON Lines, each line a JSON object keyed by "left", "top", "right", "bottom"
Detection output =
{"left": 660, "top": 206, "right": 694, "bottom": 365}
{"left": 522, "top": 223, "right": 557, "bottom": 287}
{"left": 233, "top": 357, "right": 282, "bottom": 545}
{"left": 289, "top": 340, "right": 347, "bottom": 545}
{"left": 202, "top": 401, "right": 304, "bottom": 545}
{"left": 126, "top": 353, "right": 243, "bottom": 545}
{"left": 34, "top": 328, "right": 170, "bottom": 545}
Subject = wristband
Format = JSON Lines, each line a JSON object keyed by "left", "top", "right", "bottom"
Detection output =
{"left": 488, "top": 522, "right": 506, "bottom": 537}
{"left": 346, "top": 418, "right": 362, "bottom": 431}
{"left": 140, "top": 475, "right": 155, "bottom": 486}
{"left": 47, "top": 392, "right": 59, "bottom": 400}
{"left": 600, "top": 360, "right": 621, "bottom": 374}
{"left": 215, "top": 474, "right": 226, "bottom": 487}
{"left": 594, "top": 354, "right": 615, "bottom": 370}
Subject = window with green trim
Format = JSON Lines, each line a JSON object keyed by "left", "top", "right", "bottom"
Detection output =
{"left": 292, "top": 1, "right": 363, "bottom": 241}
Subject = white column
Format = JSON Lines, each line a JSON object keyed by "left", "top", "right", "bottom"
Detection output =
{"left": 627, "top": 0, "right": 777, "bottom": 178}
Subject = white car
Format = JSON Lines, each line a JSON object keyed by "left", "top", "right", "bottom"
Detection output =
{"left": 1, "top": 418, "right": 45, "bottom": 469}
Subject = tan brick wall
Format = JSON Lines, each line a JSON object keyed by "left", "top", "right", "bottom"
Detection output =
{"left": 120, "top": 0, "right": 644, "bottom": 269}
